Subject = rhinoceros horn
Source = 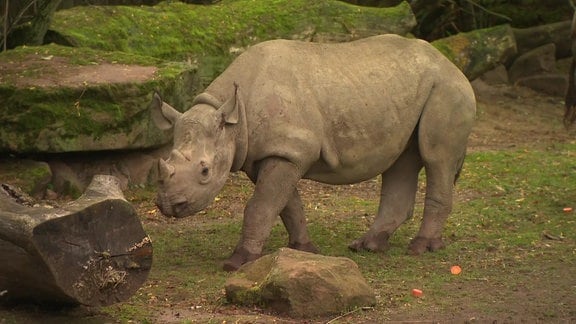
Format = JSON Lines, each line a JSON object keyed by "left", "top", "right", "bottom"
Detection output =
{"left": 158, "top": 158, "right": 175, "bottom": 180}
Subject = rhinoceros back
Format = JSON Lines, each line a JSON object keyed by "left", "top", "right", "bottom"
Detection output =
{"left": 205, "top": 35, "right": 472, "bottom": 183}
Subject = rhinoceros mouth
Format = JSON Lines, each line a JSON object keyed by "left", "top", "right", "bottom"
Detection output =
{"left": 157, "top": 201, "right": 194, "bottom": 218}
{"left": 155, "top": 193, "right": 174, "bottom": 217}
{"left": 156, "top": 192, "right": 209, "bottom": 218}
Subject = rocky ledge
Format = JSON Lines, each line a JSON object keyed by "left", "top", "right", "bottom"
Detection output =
{"left": 0, "top": 44, "right": 195, "bottom": 153}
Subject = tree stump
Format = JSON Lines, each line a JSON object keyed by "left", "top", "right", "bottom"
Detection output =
{"left": 0, "top": 175, "right": 152, "bottom": 306}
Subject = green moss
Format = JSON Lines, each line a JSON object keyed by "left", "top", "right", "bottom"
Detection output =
{"left": 229, "top": 282, "right": 264, "bottom": 306}
{"left": 432, "top": 33, "right": 471, "bottom": 71}
{"left": 432, "top": 24, "right": 514, "bottom": 80}
{"left": 50, "top": 0, "right": 414, "bottom": 61}
{"left": 0, "top": 159, "right": 51, "bottom": 196}
{"left": 0, "top": 44, "right": 197, "bottom": 153}
{"left": 3, "top": 90, "right": 117, "bottom": 151}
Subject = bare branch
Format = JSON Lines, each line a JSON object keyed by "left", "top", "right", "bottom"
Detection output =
{"left": 2, "top": 0, "right": 8, "bottom": 52}
{"left": 462, "top": 0, "right": 511, "bottom": 23}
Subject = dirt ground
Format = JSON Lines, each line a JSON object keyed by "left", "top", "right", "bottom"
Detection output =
{"left": 1, "top": 58, "right": 575, "bottom": 323}
{"left": 467, "top": 79, "right": 574, "bottom": 151}
{"left": 0, "top": 54, "right": 158, "bottom": 88}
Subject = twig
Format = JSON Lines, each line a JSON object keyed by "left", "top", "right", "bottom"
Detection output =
{"left": 325, "top": 307, "right": 373, "bottom": 324}
{"left": 462, "top": 0, "right": 512, "bottom": 23}
{"left": 74, "top": 81, "right": 88, "bottom": 116}
{"left": 1, "top": 0, "right": 37, "bottom": 45}
{"left": 2, "top": 0, "right": 8, "bottom": 52}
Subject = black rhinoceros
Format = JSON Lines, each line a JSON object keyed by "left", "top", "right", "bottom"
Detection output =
{"left": 152, "top": 34, "right": 476, "bottom": 271}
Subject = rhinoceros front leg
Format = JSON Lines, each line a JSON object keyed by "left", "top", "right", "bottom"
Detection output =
{"left": 223, "top": 157, "right": 304, "bottom": 271}
{"left": 280, "top": 189, "right": 318, "bottom": 254}
{"left": 349, "top": 140, "right": 423, "bottom": 252}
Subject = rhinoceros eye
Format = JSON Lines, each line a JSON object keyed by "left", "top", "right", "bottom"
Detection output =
{"left": 201, "top": 167, "right": 209, "bottom": 177}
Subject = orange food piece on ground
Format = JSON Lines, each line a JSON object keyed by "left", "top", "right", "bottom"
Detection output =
{"left": 450, "top": 265, "right": 462, "bottom": 275}
{"left": 563, "top": 207, "right": 573, "bottom": 213}
{"left": 411, "top": 288, "right": 423, "bottom": 297}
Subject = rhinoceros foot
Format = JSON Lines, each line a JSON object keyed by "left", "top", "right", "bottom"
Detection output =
{"left": 288, "top": 241, "right": 319, "bottom": 254}
{"left": 408, "top": 237, "right": 445, "bottom": 255}
{"left": 348, "top": 232, "right": 390, "bottom": 252}
{"left": 223, "top": 247, "right": 262, "bottom": 272}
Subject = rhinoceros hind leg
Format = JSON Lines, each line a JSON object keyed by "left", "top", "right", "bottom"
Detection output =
{"left": 349, "top": 139, "right": 422, "bottom": 253}
{"left": 408, "top": 236, "right": 445, "bottom": 255}
{"left": 412, "top": 82, "right": 474, "bottom": 255}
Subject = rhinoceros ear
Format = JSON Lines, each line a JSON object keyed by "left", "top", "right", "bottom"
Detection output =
{"left": 218, "top": 84, "right": 242, "bottom": 125}
{"left": 150, "top": 92, "right": 182, "bottom": 130}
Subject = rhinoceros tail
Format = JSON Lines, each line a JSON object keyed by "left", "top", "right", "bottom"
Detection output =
{"left": 454, "top": 151, "right": 466, "bottom": 184}
{"left": 564, "top": 58, "right": 576, "bottom": 127}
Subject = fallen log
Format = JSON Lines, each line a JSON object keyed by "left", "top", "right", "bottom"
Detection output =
{"left": 513, "top": 20, "right": 572, "bottom": 60}
{"left": 0, "top": 175, "right": 152, "bottom": 306}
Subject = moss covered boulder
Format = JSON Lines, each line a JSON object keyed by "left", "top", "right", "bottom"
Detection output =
{"left": 432, "top": 24, "right": 517, "bottom": 80}
{"left": 0, "top": 45, "right": 196, "bottom": 153}
{"left": 49, "top": 0, "right": 416, "bottom": 61}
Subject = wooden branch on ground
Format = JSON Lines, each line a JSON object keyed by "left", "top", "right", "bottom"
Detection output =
{"left": 0, "top": 175, "right": 152, "bottom": 306}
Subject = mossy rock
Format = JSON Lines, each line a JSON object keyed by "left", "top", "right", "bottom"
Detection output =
{"left": 48, "top": 0, "right": 416, "bottom": 60}
{"left": 0, "top": 159, "right": 52, "bottom": 198}
{"left": 0, "top": 44, "right": 197, "bottom": 154}
{"left": 432, "top": 24, "right": 517, "bottom": 80}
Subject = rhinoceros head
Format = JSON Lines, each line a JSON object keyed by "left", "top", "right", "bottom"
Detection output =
{"left": 151, "top": 90, "right": 241, "bottom": 217}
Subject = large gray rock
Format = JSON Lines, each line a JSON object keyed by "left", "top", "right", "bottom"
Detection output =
{"left": 225, "top": 248, "right": 376, "bottom": 318}
{"left": 515, "top": 74, "right": 568, "bottom": 97}
{"left": 508, "top": 43, "right": 558, "bottom": 83}
{"left": 507, "top": 43, "right": 567, "bottom": 97}
{"left": 512, "top": 20, "right": 572, "bottom": 60}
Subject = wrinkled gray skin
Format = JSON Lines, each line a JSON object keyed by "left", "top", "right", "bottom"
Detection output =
{"left": 153, "top": 35, "right": 476, "bottom": 271}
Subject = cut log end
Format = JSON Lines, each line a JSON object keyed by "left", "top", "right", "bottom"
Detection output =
{"left": 66, "top": 233, "right": 153, "bottom": 306}
{"left": 0, "top": 175, "right": 153, "bottom": 307}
